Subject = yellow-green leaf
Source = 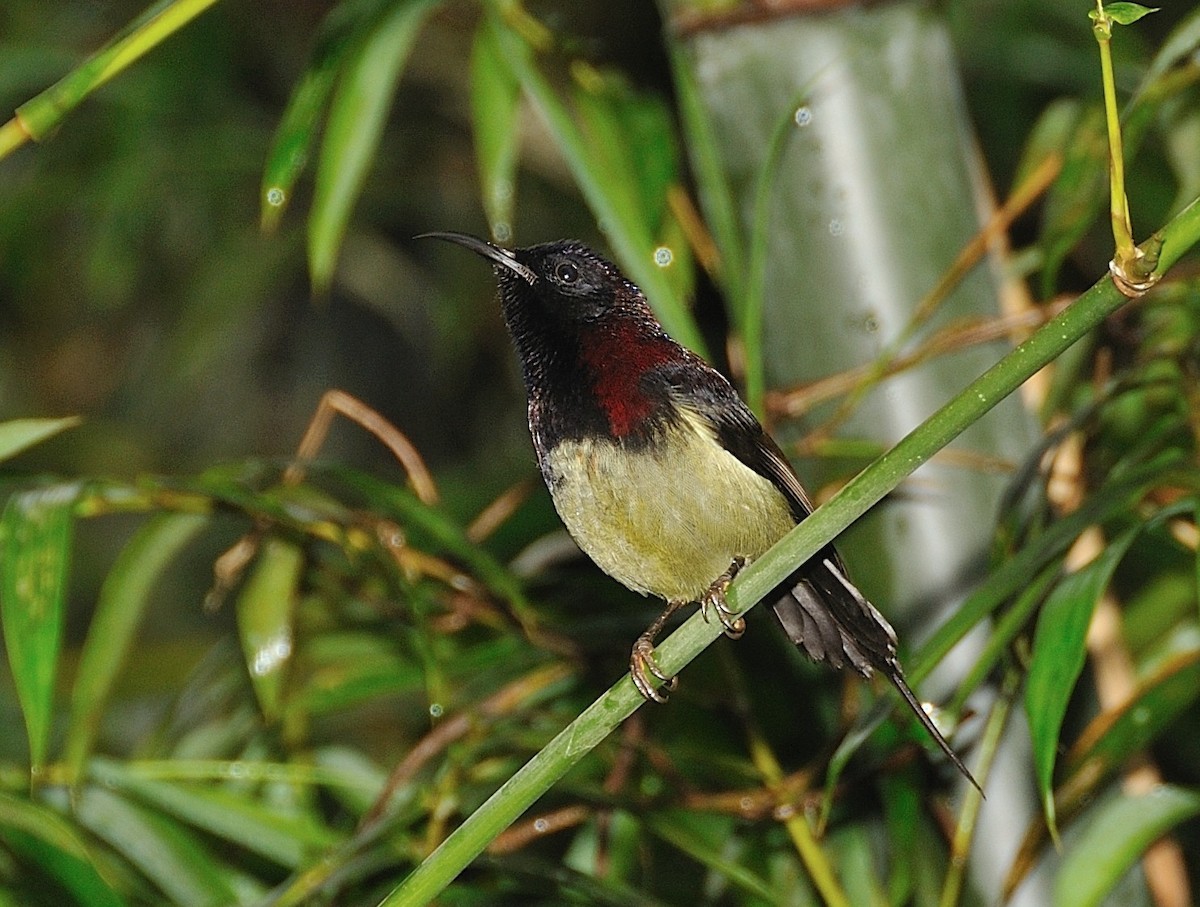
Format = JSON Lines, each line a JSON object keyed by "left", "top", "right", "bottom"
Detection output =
{"left": 65, "top": 513, "right": 209, "bottom": 780}
{"left": 308, "top": 0, "right": 438, "bottom": 291}
{"left": 0, "top": 416, "right": 80, "bottom": 464}
{"left": 470, "top": 18, "right": 522, "bottom": 241}
{"left": 0, "top": 484, "right": 79, "bottom": 772}
{"left": 236, "top": 536, "right": 303, "bottom": 721}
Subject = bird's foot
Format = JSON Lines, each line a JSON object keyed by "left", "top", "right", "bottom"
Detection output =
{"left": 700, "top": 557, "right": 747, "bottom": 639}
{"left": 630, "top": 634, "right": 678, "bottom": 702}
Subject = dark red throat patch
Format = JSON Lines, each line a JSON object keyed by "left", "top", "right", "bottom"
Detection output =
{"left": 578, "top": 320, "right": 675, "bottom": 438}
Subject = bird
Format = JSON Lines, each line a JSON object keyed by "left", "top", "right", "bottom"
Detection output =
{"left": 422, "top": 231, "right": 976, "bottom": 787}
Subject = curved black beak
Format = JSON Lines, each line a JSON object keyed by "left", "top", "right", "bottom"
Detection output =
{"left": 416, "top": 231, "right": 537, "bottom": 285}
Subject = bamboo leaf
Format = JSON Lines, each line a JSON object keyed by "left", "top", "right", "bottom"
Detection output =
{"left": 0, "top": 790, "right": 128, "bottom": 907}
{"left": 65, "top": 512, "right": 210, "bottom": 780}
{"left": 308, "top": 0, "right": 437, "bottom": 291}
{"left": 470, "top": 18, "right": 522, "bottom": 241}
{"left": 645, "top": 811, "right": 776, "bottom": 902}
{"left": 1140, "top": 6, "right": 1200, "bottom": 93}
{"left": 1054, "top": 786, "right": 1200, "bottom": 907}
{"left": 1063, "top": 647, "right": 1200, "bottom": 788}
{"left": 1026, "top": 527, "right": 1138, "bottom": 835}
{"left": 0, "top": 417, "right": 81, "bottom": 463}
{"left": 259, "top": 1, "right": 378, "bottom": 230}
{"left": 90, "top": 759, "right": 339, "bottom": 868}
{"left": 236, "top": 536, "right": 303, "bottom": 721}
{"left": 0, "top": 484, "right": 79, "bottom": 772}
{"left": 667, "top": 41, "right": 744, "bottom": 295}
{"left": 76, "top": 786, "right": 237, "bottom": 907}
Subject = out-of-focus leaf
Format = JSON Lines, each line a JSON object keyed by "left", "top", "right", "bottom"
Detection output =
{"left": 1139, "top": 6, "right": 1200, "bottom": 95}
{"left": 912, "top": 454, "right": 1171, "bottom": 682}
{"left": 0, "top": 416, "right": 80, "bottom": 463}
{"left": 1013, "top": 99, "right": 1082, "bottom": 190}
{"left": 1054, "top": 786, "right": 1200, "bottom": 907}
{"left": 1039, "top": 105, "right": 1107, "bottom": 295}
{"left": 487, "top": 12, "right": 704, "bottom": 355}
{"left": 289, "top": 630, "right": 424, "bottom": 718}
{"left": 0, "top": 484, "right": 79, "bottom": 772}
{"left": 470, "top": 19, "right": 522, "bottom": 241}
{"left": 0, "top": 791, "right": 127, "bottom": 907}
{"left": 65, "top": 512, "right": 209, "bottom": 780}
{"left": 1026, "top": 527, "right": 1138, "bottom": 833}
{"left": 325, "top": 464, "right": 532, "bottom": 615}
{"left": 236, "top": 537, "right": 303, "bottom": 721}
{"left": 259, "top": 1, "right": 369, "bottom": 230}
{"left": 1163, "top": 101, "right": 1200, "bottom": 216}
{"left": 90, "top": 759, "right": 339, "bottom": 868}
{"left": 645, "top": 811, "right": 775, "bottom": 902}
{"left": 832, "top": 824, "right": 888, "bottom": 907}
{"left": 308, "top": 0, "right": 438, "bottom": 291}
{"left": 1063, "top": 646, "right": 1200, "bottom": 787}
{"left": 76, "top": 786, "right": 236, "bottom": 907}
{"left": 950, "top": 560, "right": 1060, "bottom": 711}
{"left": 667, "top": 41, "right": 744, "bottom": 293}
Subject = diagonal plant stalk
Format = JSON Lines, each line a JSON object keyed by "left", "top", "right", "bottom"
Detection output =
{"left": 0, "top": 0, "right": 224, "bottom": 161}
{"left": 378, "top": 196, "right": 1200, "bottom": 907}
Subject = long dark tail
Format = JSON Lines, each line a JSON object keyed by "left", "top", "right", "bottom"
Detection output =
{"left": 771, "top": 554, "right": 980, "bottom": 791}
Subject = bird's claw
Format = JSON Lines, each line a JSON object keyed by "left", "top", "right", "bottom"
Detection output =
{"left": 630, "top": 636, "right": 678, "bottom": 703}
{"left": 700, "top": 557, "right": 747, "bottom": 639}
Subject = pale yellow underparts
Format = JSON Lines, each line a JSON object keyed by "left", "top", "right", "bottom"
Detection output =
{"left": 542, "top": 406, "right": 795, "bottom": 603}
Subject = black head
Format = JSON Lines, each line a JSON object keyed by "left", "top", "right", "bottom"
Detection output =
{"left": 418, "top": 231, "right": 650, "bottom": 328}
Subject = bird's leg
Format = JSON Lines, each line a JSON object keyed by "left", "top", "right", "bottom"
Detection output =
{"left": 630, "top": 599, "right": 687, "bottom": 702}
{"left": 699, "top": 557, "right": 747, "bottom": 639}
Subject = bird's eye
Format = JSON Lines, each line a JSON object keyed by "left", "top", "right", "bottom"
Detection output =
{"left": 554, "top": 261, "right": 579, "bottom": 284}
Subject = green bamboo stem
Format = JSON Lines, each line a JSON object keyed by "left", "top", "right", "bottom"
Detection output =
{"left": 378, "top": 197, "right": 1200, "bottom": 907}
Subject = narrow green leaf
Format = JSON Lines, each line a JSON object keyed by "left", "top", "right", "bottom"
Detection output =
{"left": 1102, "top": 2, "right": 1159, "bottom": 26}
{"left": 65, "top": 512, "right": 209, "bottom": 779}
{"left": 1039, "top": 106, "right": 1108, "bottom": 296}
{"left": 0, "top": 791, "right": 127, "bottom": 907}
{"left": 236, "top": 537, "right": 303, "bottom": 721}
{"left": 667, "top": 41, "right": 745, "bottom": 295}
{"left": 1054, "top": 786, "right": 1200, "bottom": 907}
{"left": 470, "top": 18, "right": 522, "bottom": 241}
{"left": 911, "top": 454, "right": 1174, "bottom": 683}
{"left": 1013, "top": 99, "right": 1083, "bottom": 190}
{"left": 90, "top": 759, "right": 339, "bottom": 868}
{"left": 0, "top": 417, "right": 80, "bottom": 463}
{"left": 308, "top": 0, "right": 437, "bottom": 291}
{"left": 260, "top": 0, "right": 384, "bottom": 229}
{"left": 1140, "top": 6, "right": 1200, "bottom": 94}
{"left": 645, "top": 811, "right": 776, "bottom": 902}
{"left": 76, "top": 786, "right": 237, "bottom": 907}
{"left": 1026, "top": 527, "right": 1139, "bottom": 834}
{"left": 0, "top": 484, "right": 79, "bottom": 772}
{"left": 1063, "top": 647, "right": 1200, "bottom": 787}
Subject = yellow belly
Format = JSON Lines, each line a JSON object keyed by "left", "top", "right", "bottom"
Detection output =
{"left": 541, "top": 415, "right": 796, "bottom": 602}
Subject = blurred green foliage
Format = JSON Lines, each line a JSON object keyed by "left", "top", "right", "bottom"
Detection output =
{"left": 1, "top": 1, "right": 1200, "bottom": 905}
